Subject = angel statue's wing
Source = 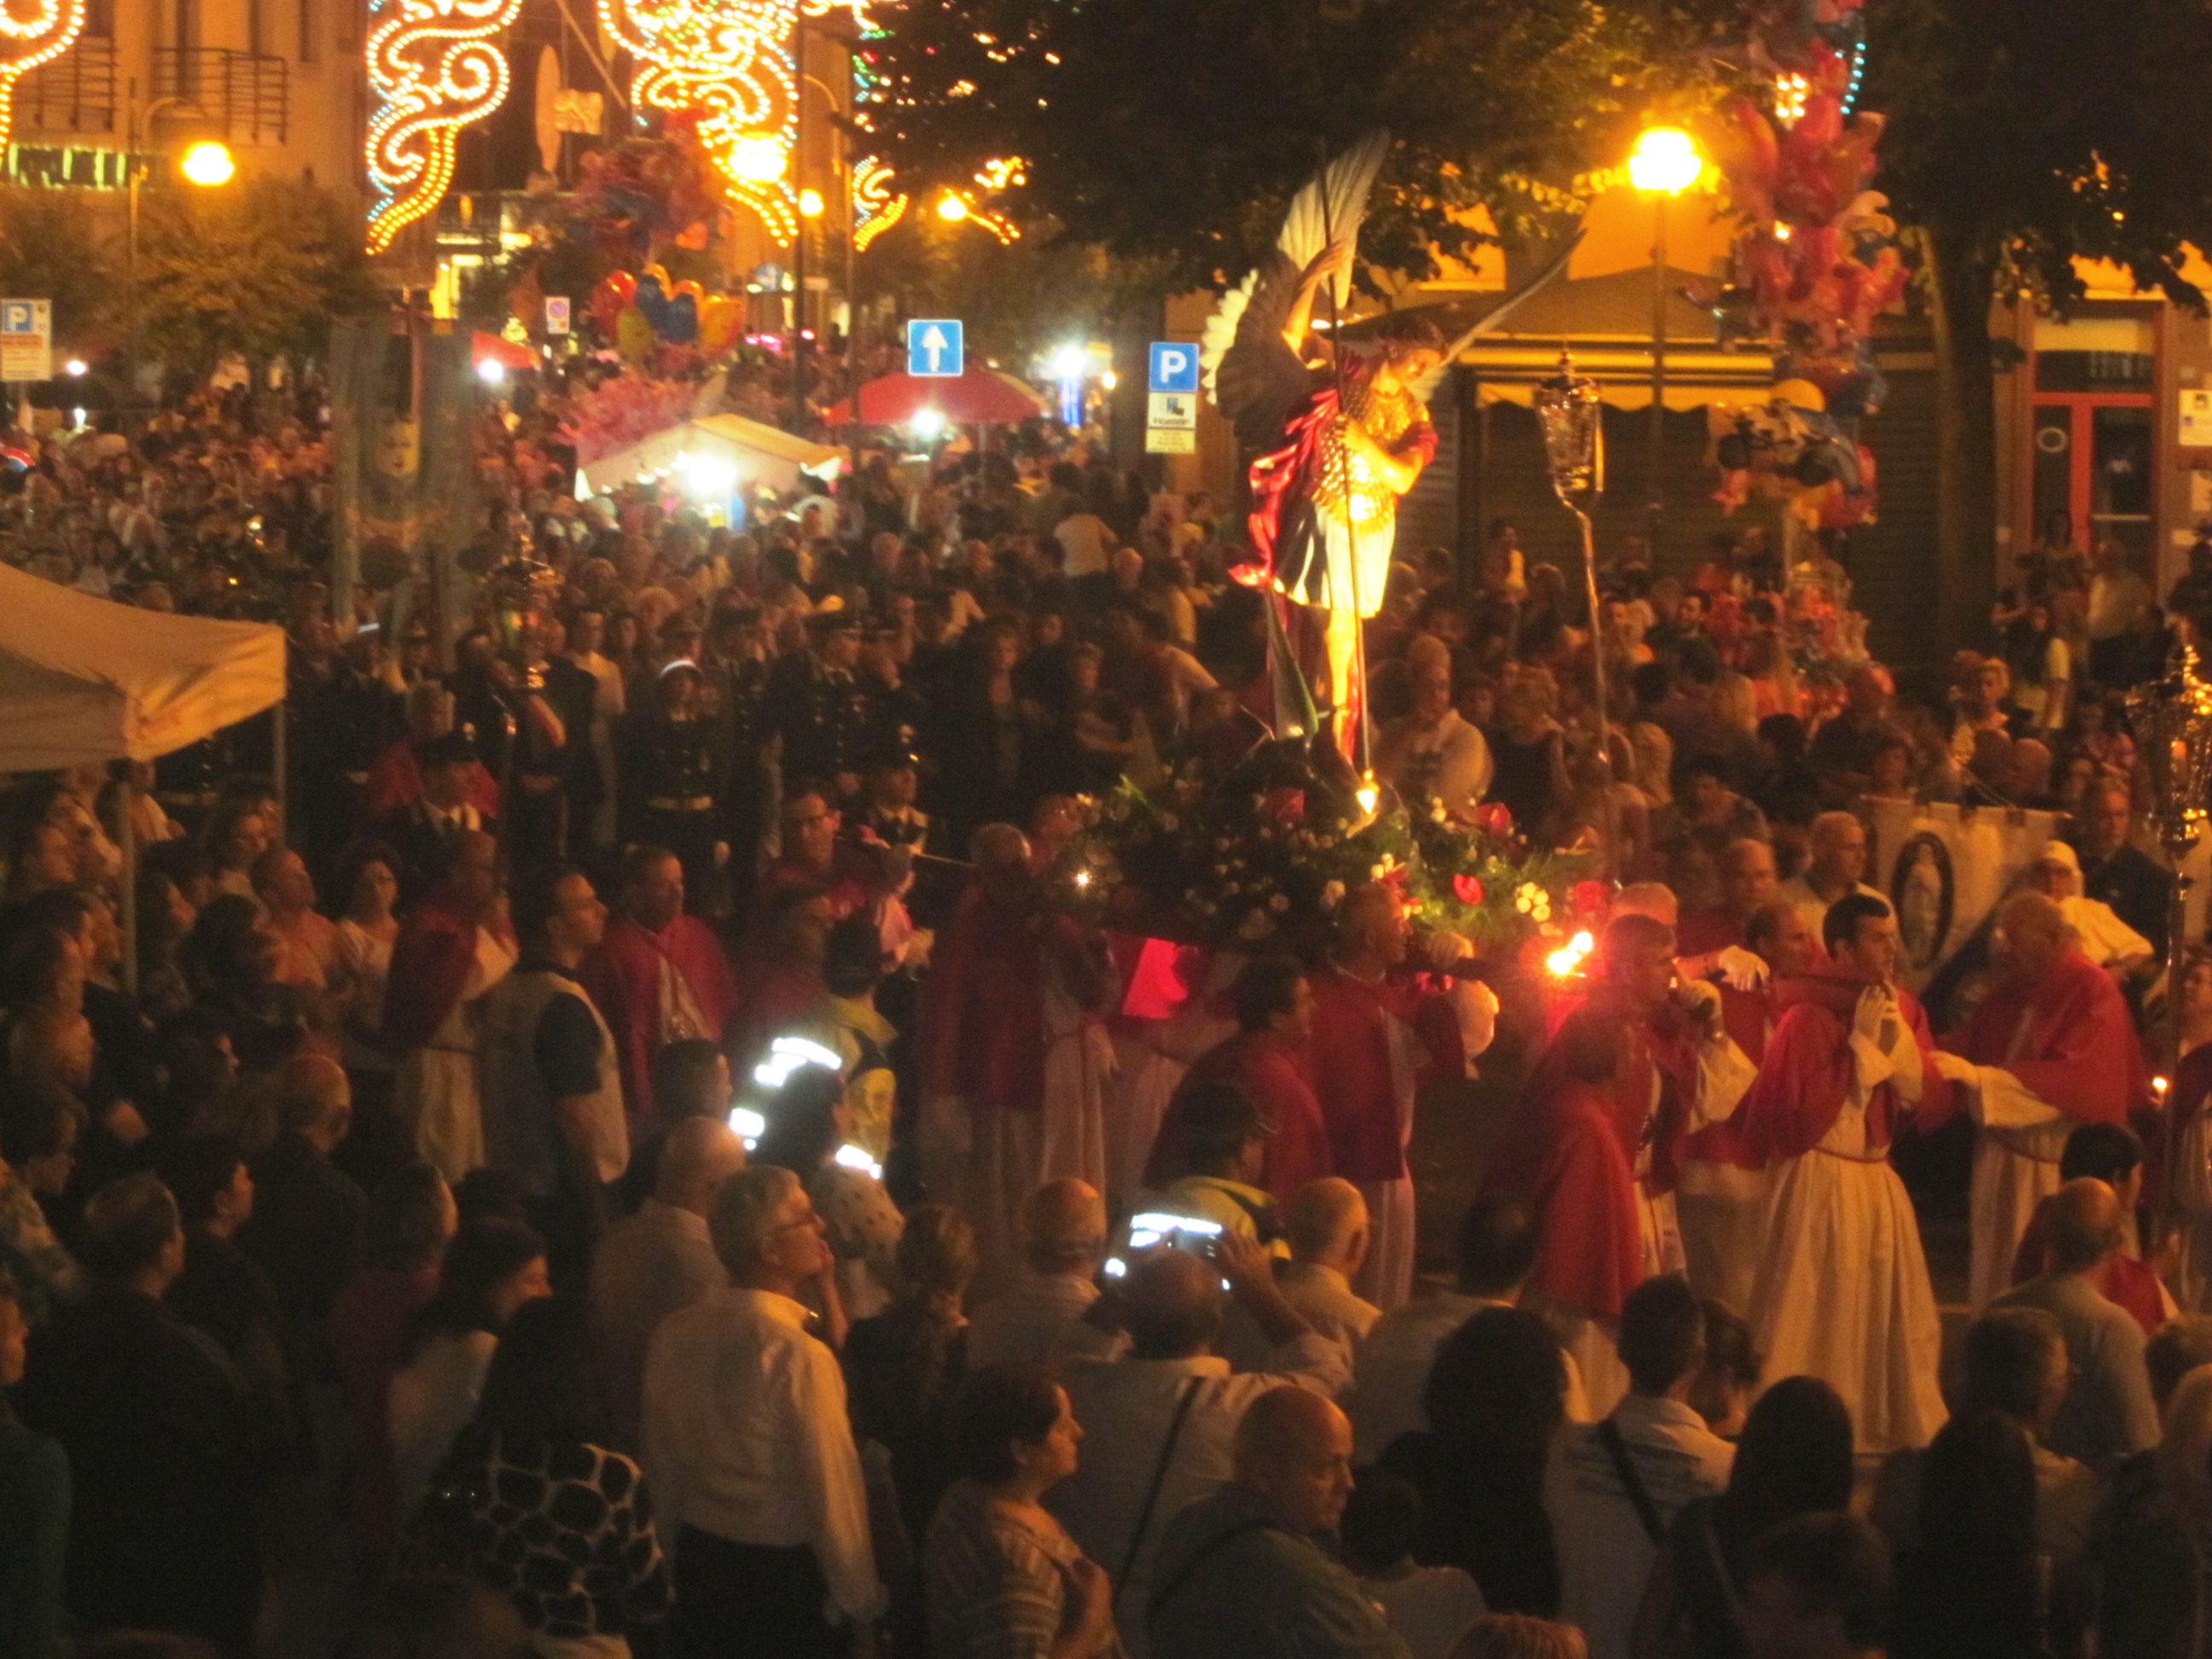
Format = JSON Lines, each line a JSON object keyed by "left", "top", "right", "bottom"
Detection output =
{"left": 1407, "top": 230, "right": 1584, "bottom": 405}
{"left": 1202, "top": 131, "right": 1391, "bottom": 454}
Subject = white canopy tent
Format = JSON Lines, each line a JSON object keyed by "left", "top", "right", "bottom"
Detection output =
{"left": 0, "top": 563, "right": 288, "bottom": 992}
{"left": 577, "top": 412, "right": 847, "bottom": 503}
{"left": 0, "top": 563, "right": 287, "bottom": 769}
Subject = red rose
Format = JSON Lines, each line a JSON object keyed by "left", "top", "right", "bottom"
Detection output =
{"left": 1452, "top": 874, "right": 1484, "bottom": 905}
{"left": 1572, "top": 879, "right": 1610, "bottom": 917}
{"left": 1473, "top": 802, "right": 1515, "bottom": 838}
{"left": 1261, "top": 787, "right": 1307, "bottom": 825}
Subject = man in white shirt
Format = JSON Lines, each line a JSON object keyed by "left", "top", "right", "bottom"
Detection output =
{"left": 1775, "top": 812, "right": 1885, "bottom": 940}
{"left": 643, "top": 1165, "right": 885, "bottom": 1657}
{"left": 1545, "top": 1277, "right": 1734, "bottom": 1659}
{"left": 1224, "top": 1178, "right": 1378, "bottom": 1373}
{"left": 1353, "top": 1192, "right": 1586, "bottom": 1463}
{"left": 967, "top": 1177, "right": 1115, "bottom": 1367}
{"left": 588, "top": 1117, "right": 747, "bottom": 1451}
{"left": 1375, "top": 653, "right": 1494, "bottom": 820}
{"left": 1048, "top": 1236, "right": 1351, "bottom": 1659}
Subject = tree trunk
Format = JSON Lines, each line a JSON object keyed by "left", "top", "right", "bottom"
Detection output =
{"left": 1923, "top": 216, "right": 2000, "bottom": 663}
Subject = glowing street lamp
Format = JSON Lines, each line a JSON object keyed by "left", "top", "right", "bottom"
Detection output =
{"left": 1628, "top": 125, "right": 1703, "bottom": 556}
{"left": 179, "top": 139, "right": 236, "bottom": 187}
{"left": 728, "top": 135, "right": 788, "bottom": 183}
{"left": 798, "top": 186, "right": 824, "bottom": 218}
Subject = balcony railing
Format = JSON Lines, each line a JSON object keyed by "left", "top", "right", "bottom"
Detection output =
{"left": 13, "top": 37, "right": 118, "bottom": 136}
{"left": 149, "top": 46, "right": 288, "bottom": 147}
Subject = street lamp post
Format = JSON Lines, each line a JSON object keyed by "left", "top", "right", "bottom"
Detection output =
{"left": 1627, "top": 126, "right": 1701, "bottom": 559}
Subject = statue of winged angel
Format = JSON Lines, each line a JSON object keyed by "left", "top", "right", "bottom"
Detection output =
{"left": 1202, "top": 133, "right": 1574, "bottom": 758}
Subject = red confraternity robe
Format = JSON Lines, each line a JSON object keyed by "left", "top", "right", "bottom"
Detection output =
{"left": 579, "top": 914, "right": 738, "bottom": 1124}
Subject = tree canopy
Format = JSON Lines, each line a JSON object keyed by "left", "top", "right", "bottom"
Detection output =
{"left": 1868, "top": 0, "right": 2212, "bottom": 311}
{"left": 132, "top": 177, "right": 379, "bottom": 372}
{"left": 859, "top": 0, "right": 1737, "bottom": 289}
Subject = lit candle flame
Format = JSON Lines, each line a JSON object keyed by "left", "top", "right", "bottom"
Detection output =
{"left": 1073, "top": 869, "right": 1092, "bottom": 889}
{"left": 1355, "top": 775, "right": 1380, "bottom": 816}
{"left": 1545, "top": 929, "right": 1595, "bottom": 978}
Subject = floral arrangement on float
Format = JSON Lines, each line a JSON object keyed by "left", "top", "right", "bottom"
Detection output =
{"left": 1039, "top": 734, "right": 1604, "bottom": 958}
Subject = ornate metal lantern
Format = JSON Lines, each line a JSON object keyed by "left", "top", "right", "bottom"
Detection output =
{"left": 1533, "top": 349, "right": 1605, "bottom": 509}
{"left": 2127, "top": 644, "right": 2212, "bottom": 860}
{"left": 482, "top": 554, "right": 564, "bottom": 690}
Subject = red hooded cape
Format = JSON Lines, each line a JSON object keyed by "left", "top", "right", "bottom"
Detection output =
{"left": 381, "top": 896, "right": 494, "bottom": 1052}
{"left": 1306, "top": 963, "right": 1465, "bottom": 1185}
{"left": 579, "top": 914, "right": 738, "bottom": 1123}
{"left": 920, "top": 884, "right": 1100, "bottom": 1115}
{"left": 1735, "top": 969, "right": 1948, "bottom": 1164}
{"left": 1941, "top": 949, "right": 2148, "bottom": 1128}
{"left": 1483, "top": 1075, "right": 1645, "bottom": 1320}
{"left": 1530, "top": 987, "right": 1707, "bottom": 1195}
{"left": 1144, "top": 1029, "right": 1333, "bottom": 1200}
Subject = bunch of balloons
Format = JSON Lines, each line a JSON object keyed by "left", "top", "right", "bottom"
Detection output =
{"left": 1700, "top": 0, "right": 1904, "bottom": 531}
{"left": 586, "top": 264, "right": 746, "bottom": 359}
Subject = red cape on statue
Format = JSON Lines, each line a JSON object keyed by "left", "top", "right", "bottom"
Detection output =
{"left": 1941, "top": 949, "right": 2148, "bottom": 1128}
{"left": 1484, "top": 1074, "right": 1645, "bottom": 1320}
{"left": 579, "top": 914, "right": 738, "bottom": 1123}
{"left": 1144, "top": 1029, "right": 1333, "bottom": 1200}
{"left": 1306, "top": 963, "right": 1464, "bottom": 1185}
{"left": 1736, "top": 969, "right": 1948, "bottom": 1164}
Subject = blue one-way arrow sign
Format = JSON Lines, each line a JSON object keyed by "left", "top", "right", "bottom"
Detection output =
{"left": 907, "top": 318, "right": 964, "bottom": 378}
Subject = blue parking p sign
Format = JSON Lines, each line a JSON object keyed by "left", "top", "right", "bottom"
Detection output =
{"left": 1149, "top": 341, "right": 1199, "bottom": 394}
{"left": 907, "top": 319, "right": 963, "bottom": 378}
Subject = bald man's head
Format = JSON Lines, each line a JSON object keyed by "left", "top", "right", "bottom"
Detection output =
{"left": 1022, "top": 1178, "right": 1107, "bottom": 1277}
{"left": 656, "top": 1117, "right": 749, "bottom": 1216}
{"left": 1233, "top": 1386, "right": 1355, "bottom": 1534}
{"left": 2046, "top": 1176, "right": 2123, "bottom": 1272}
{"left": 1124, "top": 1247, "right": 1224, "bottom": 1360}
{"left": 1283, "top": 1178, "right": 1369, "bottom": 1276}
{"left": 1996, "top": 890, "right": 2071, "bottom": 985}
{"left": 275, "top": 1052, "right": 352, "bottom": 1150}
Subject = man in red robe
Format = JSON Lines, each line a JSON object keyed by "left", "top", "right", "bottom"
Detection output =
{"left": 1144, "top": 953, "right": 1331, "bottom": 1202}
{"left": 1934, "top": 890, "right": 2151, "bottom": 1307}
{"left": 1306, "top": 882, "right": 1494, "bottom": 1310}
{"left": 1676, "top": 899, "right": 1816, "bottom": 1312}
{"left": 1483, "top": 1004, "right": 1646, "bottom": 1416}
{"left": 1738, "top": 893, "right": 1951, "bottom": 1451}
{"left": 1675, "top": 837, "right": 1778, "bottom": 959}
{"left": 381, "top": 830, "right": 515, "bottom": 1179}
{"left": 1533, "top": 911, "right": 1757, "bottom": 1306}
{"left": 917, "top": 824, "right": 1115, "bottom": 1289}
{"left": 579, "top": 845, "right": 738, "bottom": 1126}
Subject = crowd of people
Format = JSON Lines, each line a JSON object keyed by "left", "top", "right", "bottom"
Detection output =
{"left": 6, "top": 357, "right": 2212, "bottom": 1659}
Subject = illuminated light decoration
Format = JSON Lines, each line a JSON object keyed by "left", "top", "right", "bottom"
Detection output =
{"left": 1841, "top": 39, "right": 1868, "bottom": 116}
{"left": 1772, "top": 72, "right": 1810, "bottom": 126}
{"left": 0, "top": 0, "right": 86, "bottom": 158}
{"left": 852, "top": 154, "right": 908, "bottom": 250}
{"left": 365, "top": 0, "right": 524, "bottom": 253}
{"left": 728, "top": 1105, "right": 766, "bottom": 1146}
{"left": 602, "top": 0, "right": 820, "bottom": 242}
{"left": 935, "top": 192, "right": 967, "bottom": 221}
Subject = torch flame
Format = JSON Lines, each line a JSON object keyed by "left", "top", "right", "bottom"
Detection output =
{"left": 1545, "top": 929, "right": 1595, "bottom": 979}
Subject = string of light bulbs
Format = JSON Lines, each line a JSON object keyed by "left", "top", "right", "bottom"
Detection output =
{"left": 364, "top": 0, "right": 525, "bottom": 253}
{"left": 0, "top": 0, "right": 87, "bottom": 157}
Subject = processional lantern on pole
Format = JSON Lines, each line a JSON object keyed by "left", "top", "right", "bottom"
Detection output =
{"left": 2126, "top": 643, "right": 2212, "bottom": 1223}
{"left": 1533, "top": 348, "right": 1618, "bottom": 857}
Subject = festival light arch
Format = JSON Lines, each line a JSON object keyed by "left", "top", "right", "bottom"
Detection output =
{"left": 0, "top": 0, "right": 87, "bottom": 155}
{"left": 365, "top": 0, "right": 527, "bottom": 254}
